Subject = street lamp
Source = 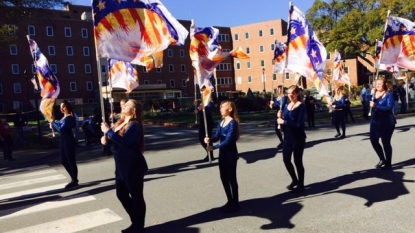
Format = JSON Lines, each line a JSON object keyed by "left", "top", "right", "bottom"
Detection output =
{"left": 262, "top": 68, "right": 266, "bottom": 94}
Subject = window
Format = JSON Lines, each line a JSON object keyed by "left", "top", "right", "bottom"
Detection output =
{"left": 273, "top": 73, "right": 277, "bottom": 81}
{"left": 344, "top": 66, "right": 349, "bottom": 74}
{"left": 270, "top": 28, "right": 274, "bottom": 36}
{"left": 28, "top": 25, "right": 35, "bottom": 36}
{"left": 156, "top": 68, "right": 161, "bottom": 73}
{"left": 157, "top": 80, "right": 162, "bottom": 84}
{"left": 235, "top": 34, "right": 239, "bottom": 41}
{"left": 245, "top": 32, "right": 249, "bottom": 39}
{"left": 285, "top": 72, "right": 290, "bottom": 80}
{"left": 13, "top": 101, "right": 22, "bottom": 110}
{"left": 8, "top": 25, "right": 16, "bottom": 35}
{"left": 362, "top": 52, "right": 367, "bottom": 58}
{"left": 181, "top": 64, "right": 186, "bottom": 72}
{"left": 66, "top": 46, "right": 73, "bottom": 56}
{"left": 170, "top": 79, "right": 175, "bottom": 87}
{"left": 271, "top": 43, "right": 275, "bottom": 51}
{"left": 248, "top": 76, "right": 252, "bottom": 83}
{"left": 68, "top": 64, "right": 75, "bottom": 74}
{"left": 83, "top": 47, "right": 90, "bottom": 56}
{"left": 86, "top": 81, "right": 93, "bottom": 91}
{"left": 50, "top": 64, "right": 57, "bottom": 74}
{"left": 180, "top": 49, "right": 185, "bottom": 58}
{"left": 81, "top": 28, "right": 88, "bottom": 38}
{"left": 101, "top": 65, "right": 106, "bottom": 73}
{"left": 169, "top": 64, "right": 174, "bottom": 72}
{"left": 236, "top": 62, "right": 240, "bottom": 70}
{"left": 48, "top": 46, "right": 55, "bottom": 56}
{"left": 46, "top": 26, "right": 53, "bottom": 36}
{"left": 259, "top": 30, "right": 263, "bottom": 37}
{"left": 218, "top": 34, "right": 229, "bottom": 42}
{"left": 144, "top": 80, "right": 150, "bottom": 85}
{"left": 260, "top": 60, "right": 265, "bottom": 67}
{"left": 182, "top": 79, "right": 187, "bottom": 87}
{"left": 12, "top": 64, "right": 19, "bottom": 74}
{"left": 70, "top": 82, "right": 77, "bottom": 91}
{"left": 10, "top": 45, "right": 17, "bottom": 55}
{"left": 85, "top": 64, "right": 92, "bottom": 73}
{"left": 142, "top": 67, "right": 148, "bottom": 73}
{"left": 14, "top": 83, "right": 21, "bottom": 93}
{"left": 237, "top": 77, "right": 242, "bottom": 84}
{"left": 327, "top": 53, "right": 331, "bottom": 60}
{"left": 168, "top": 49, "right": 173, "bottom": 57}
{"left": 216, "top": 63, "right": 231, "bottom": 71}
{"left": 65, "top": 27, "right": 72, "bottom": 37}
{"left": 259, "top": 45, "right": 264, "bottom": 53}
{"left": 247, "top": 61, "right": 251, "bottom": 69}
{"left": 246, "top": 47, "right": 250, "bottom": 54}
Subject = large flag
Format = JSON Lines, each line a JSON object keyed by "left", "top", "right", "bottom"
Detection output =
{"left": 189, "top": 20, "right": 249, "bottom": 105}
{"left": 379, "top": 16, "right": 415, "bottom": 71}
{"left": 272, "top": 40, "right": 286, "bottom": 74}
{"left": 27, "top": 37, "right": 60, "bottom": 123}
{"left": 286, "top": 4, "right": 328, "bottom": 96}
{"left": 108, "top": 59, "right": 139, "bottom": 93}
{"left": 375, "top": 40, "right": 399, "bottom": 73}
{"left": 332, "top": 50, "right": 341, "bottom": 81}
{"left": 92, "top": 0, "right": 189, "bottom": 67}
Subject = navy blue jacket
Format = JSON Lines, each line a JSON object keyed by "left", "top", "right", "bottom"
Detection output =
{"left": 372, "top": 92, "right": 396, "bottom": 125}
{"left": 52, "top": 116, "right": 76, "bottom": 151}
{"left": 211, "top": 119, "right": 239, "bottom": 161}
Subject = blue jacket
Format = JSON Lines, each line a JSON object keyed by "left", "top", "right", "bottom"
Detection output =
{"left": 52, "top": 116, "right": 77, "bottom": 151}
{"left": 211, "top": 119, "right": 239, "bottom": 161}
{"left": 372, "top": 92, "right": 396, "bottom": 125}
{"left": 273, "top": 95, "right": 288, "bottom": 110}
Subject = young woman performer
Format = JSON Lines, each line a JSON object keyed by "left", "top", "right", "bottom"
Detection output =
{"left": 331, "top": 86, "right": 347, "bottom": 138}
{"left": 271, "top": 85, "right": 288, "bottom": 149}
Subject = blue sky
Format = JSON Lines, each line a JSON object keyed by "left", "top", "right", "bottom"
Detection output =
{"left": 74, "top": 0, "right": 315, "bottom": 27}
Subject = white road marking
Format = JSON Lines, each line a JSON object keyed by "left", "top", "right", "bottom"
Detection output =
{"left": 0, "top": 174, "right": 66, "bottom": 190}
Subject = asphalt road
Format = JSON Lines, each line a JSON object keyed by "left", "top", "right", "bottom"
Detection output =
{"left": 0, "top": 115, "right": 414, "bottom": 233}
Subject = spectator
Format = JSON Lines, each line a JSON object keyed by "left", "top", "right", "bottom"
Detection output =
{"left": 304, "top": 91, "right": 316, "bottom": 127}
{"left": 0, "top": 117, "right": 15, "bottom": 161}
{"left": 13, "top": 108, "right": 28, "bottom": 148}
{"left": 397, "top": 81, "right": 407, "bottom": 114}
{"left": 344, "top": 94, "right": 355, "bottom": 123}
{"left": 392, "top": 84, "right": 399, "bottom": 115}
{"left": 360, "top": 84, "right": 369, "bottom": 120}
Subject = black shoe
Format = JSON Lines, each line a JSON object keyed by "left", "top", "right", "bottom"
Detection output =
{"left": 219, "top": 202, "right": 232, "bottom": 211}
{"left": 339, "top": 135, "right": 346, "bottom": 139}
{"left": 64, "top": 181, "right": 79, "bottom": 189}
{"left": 286, "top": 181, "right": 299, "bottom": 190}
{"left": 380, "top": 164, "right": 392, "bottom": 170}
{"left": 375, "top": 160, "right": 386, "bottom": 169}
{"left": 292, "top": 185, "right": 305, "bottom": 193}
{"left": 203, "top": 155, "right": 215, "bottom": 162}
{"left": 277, "top": 142, "right": 283, "bottom": 149}
{"left": 334, "top": 133, "right": 341, "bottom": 138}
{"left": 222, "top": 203, "right": 240, "bottom": 213}
{"left": 122, "top": 224, "right": 143, "bottom": 233}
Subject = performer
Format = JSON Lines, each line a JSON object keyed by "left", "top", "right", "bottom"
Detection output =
{"left": 101, "top": 99, "right": 148, "bottom": 233}
{"left": 205, "top": 100, "right": 240, "bottom": 213}
{"left": 195, "top": 98, "right": 215, "bottom": 161}
{"left": 331, "top": 86, "right": 347, "bottom": 138}
{"left": 370, "top": 78, "right": 396, "bottom": 170}
{"left": 50, "top": 100, "right": 78, "bottom": 189}
{"left": 277, "top": 85, "right": 306, "bottom": 193}
{"left": 270, "top": 85, "right": 288, "bottom": 149}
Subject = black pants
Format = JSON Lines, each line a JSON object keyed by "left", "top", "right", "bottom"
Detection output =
{"left": 333, "top": 110, "right": 346, "bottom": 135}
{"left": 218, "top": 156, "right": 238, "bottom": 204}
{"left": 344, "top": 107, "right": 355, "bottom": 123}
{"left": 370, "top": 122, "right": 395, "bottom": 166}
{"left": 61, "top": 147, "right": 78, "bottom": 183}
{"left": 274, "top": 122, "right": 284, "bottom": 143}
{"left": 116, "top": 174, "right": 146, "bottom": 230}
{"left": 306, "top": 109, "right": 315, "bottom": 127}
{"left": 282, "top": 139, "right": 305, "bottom": 186}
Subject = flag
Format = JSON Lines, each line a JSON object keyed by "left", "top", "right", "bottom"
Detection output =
{"left": 380, "top": 16, "right": 415, "bottom": 71}
{"left": 272, "top": 40, "right": 286, "bottom": 73}
{"left": 189, "top": 20, "right": 249, "bottom": 97}
{"left": 27, "top": 37, "right": 60, "bottom": 122}
{"left": 286, "top": 4, "right": 328, "bottom": 96}
{"left": 92, "top": 0, "right": 189, "bottom": 67}
{"left": 375, "top": 40, "right": 399, "bottom": 72}
{"left": 108, "top": 59, "right": 139, "bottom": 93}
{"left": 333, "top": 50, "right": 341, "bottom": 81}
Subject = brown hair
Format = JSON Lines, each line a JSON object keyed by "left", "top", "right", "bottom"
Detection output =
{"left": 376, "top": 78, "right": 388, "bottom": 91}
{"left": 220, "top": 100, "right": 240, "bottom": 141}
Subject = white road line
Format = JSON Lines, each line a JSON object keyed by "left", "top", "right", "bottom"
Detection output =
{"left": 0, "top": 165, "right": 50, "bottom": 176}
{"left": 0, "top": 184, "right": 65, "bottom": 200}
{"left": 0, "top": 174, "right": 66, "bottom": 190}
{"left": 4, "top": 208, "right": 123, "bottom": 233}
{"left": 0, "top": 169, "right": 57, "bottom": 181}
{"left": 0, "top": 194, "right": 96, "bottom": 220}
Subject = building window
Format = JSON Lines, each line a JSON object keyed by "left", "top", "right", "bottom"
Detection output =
{"left": 83, "top": 47, "right": 90, "bottom": 56}
{"left": 327, "top": 53, "right": 331, "bottom": 60}
{"left": 86, "top": 81, "right": 93, "bottom": 91}
{"left": 70, "top": 82, "right": 77, "bottom": 91}
{"left": 236, "top": 62, "right": 240, "bottom": 70}
{"left": 246, "top": 47, "right": 250, "bottom": 54}
{"left": 8, "top": 25, "right": 16, "bottom": 35}
{"left": 81, "top": 28, "right": 88, "bottom": 38}
{"left": 270, "top": 28, "right": 274, "bottom": 36}
{"left": 66, "top": 46, "right": 73, "bottom": 56}
{"left": 157, "top": 80, "right": 162, "bottom": 84}
{"left": 285, "top": 72, "right": 290, "bottom": 80}
{"left": 85, "top": 64, "right": 92, "bottom": 73}
{"left": 101, "top": 64, "right": 106, "bottom": 73}
{"left": 216, "top": 63, "right": 231, "bottom": 71}
{"left": 245, "top": 32, "right": 249, "bottom": 39}
{"left": 12, "top": 64, "right": 19, "bottom": 74}
{"left": 10, "top": 45, "right": 17, "bottom": 55}
{"left": 50, "top": 64, "right": 57, "bottom": 74}
{"left": 170, "top": 79, "right": 175, "bottom": 87}
{"left": 259, "top": 45, "right": 264, "bottom": 53}
{"left": 28, "top": 25, "right": 35, "bottom": 36}
{"left": 261, "top": 60, "right": 265, "bottom": 67}
{"left": 248, "top": 76, "right": 252, "bottom": 83}
{"left": 259, "top": 30, "right": 263, "bottom": 37}
{"left": 181, "top": 64, "right": 186, "bottom": 72}
{"left": 247, "top": 61, "right": 251, "bottom": 69}
{"left": 169, "top": 64, "right": 174, "bottom": 73}
{"left": 46, "top": 26, "right": 53, "bottom": 36}
{"left": 182, "top": 79, "right": 187, "bottom": 87}
{"left": 180, "top": 49, "right": 185, "bottom": 58}
{"left": 142, "top": 67, "right": 148, "bottom": 73}
{"left": 168, "top": 49, "right": 173, "bottom": 57}
{"left": 68, "top": 64, "right": 75, "bottom": 74}
{"left": 48, "top": 46, "right": 56, "bottom": 56}
{"left": 13, "top": 101, "right": 22, "bottom": 109}
{"left": 237, "top": 77, "right": 242, "bottom": 84}
{"left": 156, "top": 68, "right": 161, "bottom": 73}
{"left": 65, "top": 27, "right": 72, "bottom": 37}
{"left": 273, "top": 73, "right": 277, "bottom": 81}
{"left": 344, "top": 66, "right": 349, "bottom": 74}
{"left": 14, "top": 83, "right": 21, "bottom": 93}
{"left": 144, "top": 80, "right": 150, "bottom": 85}
{"left": 218, "top": 34, "right": 229, "bottom": 42}
{"left": 271, "top": 43, "right": 275, "bottom": 51}
{"left": 235, "top": 34, "right": 239, "bottom": 41}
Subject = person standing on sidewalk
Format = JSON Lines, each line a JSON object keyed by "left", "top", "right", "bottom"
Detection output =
{"left": 270, "top": 85, "right": 288, "bottom": 149}
{"left": 0, "top": 117, "right": 15, "bottom": 162}
{"left": 331, "top": 86, "right": 347, "bottom": 138}
{"left": 344, "top": 93, "right": 355, "bottom": 123}
{"left": 205, "top": 100, "right": 241, "bottom": 213}
{"left": 277, "top": 85, "right": 306, "bottom": 193}
{"left": 13, "top": 108, "right": 28, "bottom": 148}
{"left": 50, "top": 100, "right": 79, "bottom": 189}
{"left": 360, "top": 84, "right": 369, "bottom": 120}
{"left": 304, "top": 90, "right": 316, "bottom": 127}
{"left": 370, "top": 78, "right": 396, "bottom": 170}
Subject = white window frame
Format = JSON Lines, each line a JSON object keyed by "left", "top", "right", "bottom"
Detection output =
{"left": 248, "top": 76, "right": 252, "bottom": 83}
{"left": 259, "top": 45, "right": 264, "bottom": 53}
{"left": 236, "top": 61, "right": 241, "bottom": 70}
{"left": 28, "top": 25, "right": 35, "bottom": 36}
{"left": 170, "top": 79, "right": 175, "bottom": 88}
{"left": 245, "top": 32, "right": 249, "bottom": 39}
{"left": 344, "top": 66, "right": 349, "bottom": 74}
{"left": 168, "top": 49, "right": 173, "bottom": 57}
{"left": 68, "top": 64, "right": 75, "bottom": 74}
{"left": 13, "top": 83, "right": 21, "bottom": 93}
{"left": 156, "top": 68, "right": 161, "bottom": 73}
{"left": 50, "top": 64, "right": 57, "bottom": 74}
{"left": 285, "top": 72, "right": 290, "bottom": 80}
{"left": 46, "top": 26, "right": 53, "bottom": 36}
{"left": 65, "top": 27, "right": 72, "bottom": 37}
{"left": 246, "top": 47, "right": 250, "bottom": 54}
{"left": 66, "top": 46, "right": 73, "bottom": 56}
{"left": 235, "top": 34, "right": 239, "bottom": 41}
{"left": 247, "top": 61, "right": 251, "bottom": 69}
{"left": 86, "top": 81, "right": 93, "bottom": 91}
{"left": 12, "top": 64, "right": 19, "bottom": 74}
{"left": 181, "top": 64, "right": 186, "bottom": 72}
{"left": 259, "top": 30, "right": 263, "bottom": 37}
{"left": 10, "top": 45, "right": 17, "bottom": 55}
{"left": 48, "top": 46, "right": 56, "bottom": 56}
{"left": 261, "top": 60, "right": 265, "bottom": 67}
{"left": 270, "top": 28, "right": 274, "bottom": 36}
{"left": 271, "top": 43, "right": 275, "bottom": 51}
{"left": 180, "top": 49, "right": 185, "bottom": 58}
{"left": 85, "top": 64, "right": 92, "bottom": 73}
{"left": 83, "top": 47, "right": 90, "bottom": 56}
{"left": 237, "top": 77, "right": 242, "bottom": 84}
{"left": 70, "top": 82, "right": 77, "bottom": 91}
{"left": 81, "top": 28, "right": 88, "bottom": 38}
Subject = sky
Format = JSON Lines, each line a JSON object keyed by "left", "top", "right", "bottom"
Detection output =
{"left": 73, "top": 0, "right": 315, "bottom": 27}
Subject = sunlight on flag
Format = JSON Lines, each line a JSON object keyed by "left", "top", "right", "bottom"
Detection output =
{"left": 108, "top": 59, "right": 139, "bottom": 93}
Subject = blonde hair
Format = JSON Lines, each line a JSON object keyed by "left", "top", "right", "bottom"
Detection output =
{"left": 220, "top": 100, "right": 240, "bottom": 141}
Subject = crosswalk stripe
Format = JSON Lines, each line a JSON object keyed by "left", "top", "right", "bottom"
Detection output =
{"left": 0, "top": 193, "right": 96, "bottom": 220}
{"left": 0, "top": 169, "right": 57, "bottom": 181}
{"left": 4, "top": 208, "right": 123, "bottom": 233}
{"left": 0, "top": 174, "right": 66, "bottom": 191}
{"left": 0, "top": 165, "right": 50, "bottom": 176}
{"left": 0, "top": 184, "right": 65, "bottom": 201}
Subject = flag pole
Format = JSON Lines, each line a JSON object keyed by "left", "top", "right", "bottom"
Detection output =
{"left": 193, "top": 71, "right": 198, "bottom": 124}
